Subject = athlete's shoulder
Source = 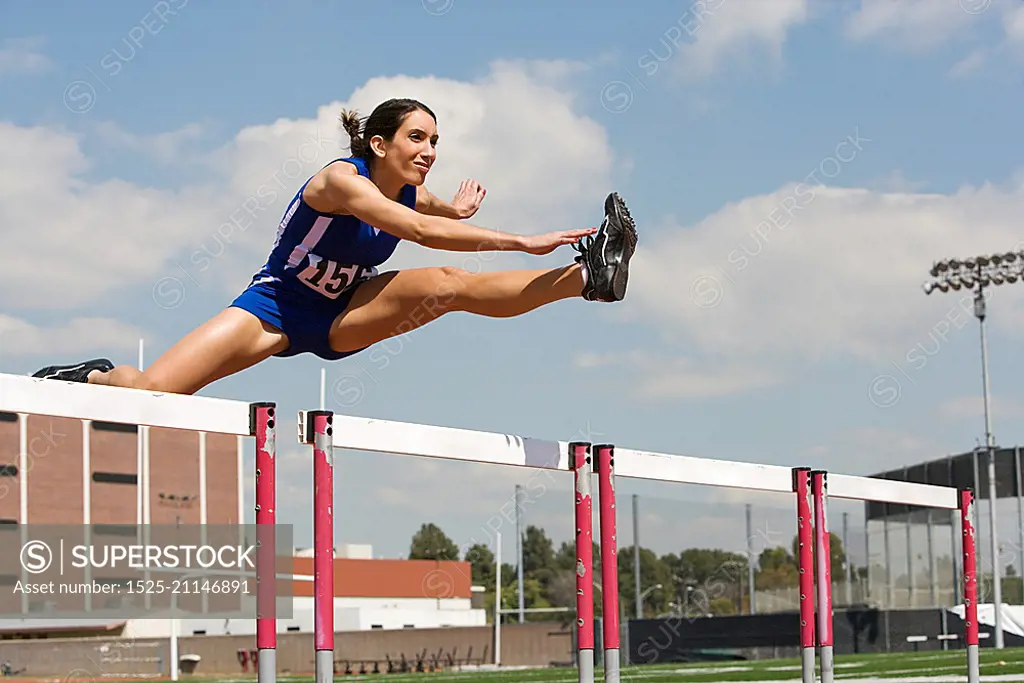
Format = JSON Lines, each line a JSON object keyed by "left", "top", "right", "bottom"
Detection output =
{"left": 304, "top": 157, "right": 363, "bottom": 202}
{"left": 318, "top": 156, "right": 363, "bottom": 178}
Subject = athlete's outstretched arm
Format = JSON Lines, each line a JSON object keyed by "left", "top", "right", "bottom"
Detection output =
{"left": 311, "top": 164, "right": 594, "bottom": 254}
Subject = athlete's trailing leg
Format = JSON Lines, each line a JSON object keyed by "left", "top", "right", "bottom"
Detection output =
{"left": 35, "top": 307, "right": 289, "bottom": 396}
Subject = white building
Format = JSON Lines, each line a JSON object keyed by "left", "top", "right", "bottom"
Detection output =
{"left": 0, "top": 545, "right": 487, "bottom": 639}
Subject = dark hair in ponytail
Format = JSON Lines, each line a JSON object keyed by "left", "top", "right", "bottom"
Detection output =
{"left": 339, "top": 98, "right": 437, "bottom": 160}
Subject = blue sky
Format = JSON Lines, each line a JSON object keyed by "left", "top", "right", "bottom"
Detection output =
{"left": 3, "top": 0, "right": 1024, "bottom": 585}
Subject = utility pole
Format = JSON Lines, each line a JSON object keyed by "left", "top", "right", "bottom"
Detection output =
{"left": 633, "top": 494, "right": 642, "bottom": 619}
{"left": 515, "top": 484, "right": 525, "bottom": 624}
{"left": 746, "top": 504, "right": 756, "bottom": 614}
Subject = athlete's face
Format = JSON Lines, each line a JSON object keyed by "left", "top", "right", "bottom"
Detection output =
{"left": 377, "top": 109, "right": 438, "bottom": 186}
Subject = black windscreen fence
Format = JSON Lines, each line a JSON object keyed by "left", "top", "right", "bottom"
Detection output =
{"left": 624, "top": 606, "right": 1024, "bottom": 663}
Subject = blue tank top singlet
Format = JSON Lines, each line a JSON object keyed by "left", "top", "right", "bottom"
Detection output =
{"left": 249, "top": 156, "right": 417, "bottom": 299}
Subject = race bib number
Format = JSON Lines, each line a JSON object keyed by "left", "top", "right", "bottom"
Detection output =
{"left": 297, "top": 256, "right": 372, "bottom": 298}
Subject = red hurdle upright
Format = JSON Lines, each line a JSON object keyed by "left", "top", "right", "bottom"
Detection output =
{"left": 570, "top": 442, "right": 594, "bottom": 683}
{"left": 309, "top": 411, "right": 335, "bottom": 683}
{"left": 812, "top": 471, "right": 834, "bottom": 683}
{"left": 792, "top": 467, "right": 815, "bottom": 683}
{"left": 595, "top": 445, "right": 620, "bottom": 683}
{"left": 252, "top": 403, "right": 277, "bottom": 683}
{"left": 960, "top": 489, "right": 979, "bottom": 683}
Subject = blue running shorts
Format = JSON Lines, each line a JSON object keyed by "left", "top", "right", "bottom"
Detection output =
{"left": 229, "top": 280, "right": 370, "bottom": 361}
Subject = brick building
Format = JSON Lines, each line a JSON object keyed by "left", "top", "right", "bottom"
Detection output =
{"left": 0, "top": 411, "right": 243, "bottom": 528}
{"left": 0, "top": 410, "right": 243, "bottom": 620}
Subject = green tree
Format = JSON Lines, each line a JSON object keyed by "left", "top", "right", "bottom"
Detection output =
{"left": 660, "top": 549, "right": 748, "bottom": 616}
{"left": 501, "top": 577, "right": 550, "bottom": 612}
{"left": 552, "top": 540, "right": 576, "bottom": 572}
{"left": 759, "top": 546, "right": 794, "bottom": 571}
{"left": 408, "top": 523, "right": 459, "bottom": 560}
{"left": 522, "top": 525, "right": 557, "bottom": 597}
{"left": 522, "top": 525, "right": 555, "bottom": 574}
{"left": 547, "top": 568, "right": 577, "bottom": 608}
{"left": 465, "top": 543, "right": 495, "bottom": 586}
{"left": 757, "top": 546, "right": 798, "bottom": 590}
{"left": 790, "top": 532, "right": 847, "bottom": 581}
{"left": 617, "top": 547, "right": 672, "bottom": 618}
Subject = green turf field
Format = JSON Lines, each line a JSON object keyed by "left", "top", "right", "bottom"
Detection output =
{"left": 97, "top": 646, "right": 1022, "bottom": 683}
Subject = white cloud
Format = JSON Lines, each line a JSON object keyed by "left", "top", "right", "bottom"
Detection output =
{"left": 0, "top": 315, "right": 144, "bottom": 358}
{"left": 92, "top": 121, "right": 209, "bottom": 166}
{"left": 868, "top": 170, "right": 930, "bottom": 193}
{"left": 842, "top": 0, "right": 980, "bottom": 51}
{"left": 0, "top": 60, "right": 615, "bottom": 313}
{"left": 573, "top": 350, "right": 784, "bottom": 398}
{"left": 802, "top": 426, "right": 944, "bottom": 475}
{"left": 1005, "top": 5, "right": 1024, "bottom": 43}
{"left": 0, "top": 37, "right": 51, "bottom": 76}
{"left": 672, "top": 0, "right": 809, "bottom": 79}
{"left": 948, "top": 49, "right": 989, "bottom": 78}
{"left": 0, "top": 121, "right": 235, "bottom": 309}
{"left": 842, "top": 0, "right": 1024, "bottom": 78}
{"left": 622, "top": 172, "right": 1024, "bottom": 382}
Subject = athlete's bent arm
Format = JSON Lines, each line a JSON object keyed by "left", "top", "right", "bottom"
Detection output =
{"left": 415, "top": 185, "right": 467, "bottom": 220}
{"left": 343, "top": 174, "right": 519, "bottom": 251}
{"left": 303, "top": 163, "right": 511, "bottom": 250}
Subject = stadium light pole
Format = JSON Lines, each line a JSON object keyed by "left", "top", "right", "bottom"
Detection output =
{"left": 923, "top": 250, "right": 1024, "bottom": 650}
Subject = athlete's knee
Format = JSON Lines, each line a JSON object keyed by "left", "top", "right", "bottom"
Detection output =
{"left": 426, "top": 266, "right": 472, "bottom": 311}
{"left": 133, "top": 369, "right": 194, "bottom": 395}
{"left": 435, "top": 265, "right": 469, "bottom": 286}
{"left": 133, "top": 374, "right": 170, "bottom": 393}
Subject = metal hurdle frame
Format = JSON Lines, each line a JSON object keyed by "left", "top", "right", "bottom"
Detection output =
{"left": 280, "top": 409, "right": 977, "bottom": 683}
{"left": 286, "top": 411, "right": 974, "bottom": 683}
{"left": 0, "top": 374, "right": 979, "bottom": 682}
{"left": 595, "top": 444, "right": 620, "bottom": 683}
{"left": 569, "top": 442, "right": 595, "bottom": 683}
{"left": 0, "top": 373, "right": 275, "bottom": 683}
{"left": 252, "top": 402, "right": 277, "bottom": 683}
{"left": 812, "top": 470, "right": 835, "bottom": 683}
{"left": 253, "top": 409, "right": 334, "bottom": 683}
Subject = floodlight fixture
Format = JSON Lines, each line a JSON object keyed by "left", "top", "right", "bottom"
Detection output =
{"left": 924, "top": 249, "right": 1024, "bottom": 296}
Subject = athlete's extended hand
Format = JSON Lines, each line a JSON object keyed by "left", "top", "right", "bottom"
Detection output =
{"left": 520, "top": 228, "right": 597, "bottom": 255}
{"left": 451, "top": 179, "right": 486, "bottom": 219}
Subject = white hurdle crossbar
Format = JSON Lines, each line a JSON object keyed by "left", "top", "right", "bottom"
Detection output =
{"left": 0, "top": 373, "right": 254, "bottom": 435}
{"left": 0, "top": 373, "right": 277, "bottom": 682}
{"left": 301, "top": 412, "right": 957, "bottom": 508}
{"left": 299, "top": 409, "right": 977, "bottom": 683}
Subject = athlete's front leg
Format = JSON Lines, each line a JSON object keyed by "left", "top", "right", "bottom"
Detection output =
{"left": 328, "top": 264, "right": 585, "bottom": 354}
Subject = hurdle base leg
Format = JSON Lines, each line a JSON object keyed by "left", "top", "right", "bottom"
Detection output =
{"left": 800, "top": 647, "right": 815, "bottom": 683}
{"left": 577, "top": 649, "right": 594, "bottom": 683}
{"left": 602, "top": 649, "right": 619, "bottom": 683}
{"left": 819, "top": 645, "right": 834, "bottom": 683}
{"left": 316, "top": 649, "right": 333, "bottom": 683}
{"left": 257, "top": 649, "right": 276, "bottom": 683}
{"left": 967, "top": 644, "right": 980, "bottom": 683}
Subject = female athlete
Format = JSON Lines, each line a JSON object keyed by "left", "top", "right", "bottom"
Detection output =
{"left": 33, "top": 98, "right": 637, "bottom": 396}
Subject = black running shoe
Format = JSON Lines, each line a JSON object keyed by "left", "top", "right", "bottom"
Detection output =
{"left": 31, "top": 358, "right": 114, "bottom": 383}
{"left": 573, "top": 192, "right": 638, "bottom": 302}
